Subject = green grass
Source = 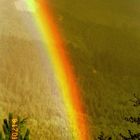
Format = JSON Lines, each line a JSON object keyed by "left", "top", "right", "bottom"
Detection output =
{"left": 49, "top": 0, "right": 140, "bottom": 139}
{"left": 0, "top": 36, "right": 74, "bottom": 140}
{"left": 1, "top": 0, "right": 140, "bottom": 139}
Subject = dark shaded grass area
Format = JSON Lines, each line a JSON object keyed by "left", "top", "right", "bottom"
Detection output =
{"left": 49, "top": 0, "right": 140, "bottom": 139}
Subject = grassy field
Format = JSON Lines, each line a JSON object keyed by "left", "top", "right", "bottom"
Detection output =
{"left": 0, "top": 1, "right": 79, "bottom": 139}
{"left": 0, "top": 36, "right": 74, "bottom": 139}
{"left": 1, "top": 0, "right": 140, "bottom": 139}
{"left": 48, "top": 0, "right": 140, "bottom": 139}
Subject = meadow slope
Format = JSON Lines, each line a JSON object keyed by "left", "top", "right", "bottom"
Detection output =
{"left": 0, "top": 0, "right": 75, "bottom": 139}
{"left": 49, "top": 0, "right": 140, "bottom": 139}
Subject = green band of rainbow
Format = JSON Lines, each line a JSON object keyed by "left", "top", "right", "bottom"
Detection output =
{"left": 26, "top": 0, "right": 90, "bottom": 139}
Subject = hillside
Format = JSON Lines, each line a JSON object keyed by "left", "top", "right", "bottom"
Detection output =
{"left": 49, "top": 0, "right": 140, "bottom": 139}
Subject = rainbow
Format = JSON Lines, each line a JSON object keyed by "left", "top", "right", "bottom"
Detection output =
{"left": 26, "top": 0, "right": 90, "bottom": 139}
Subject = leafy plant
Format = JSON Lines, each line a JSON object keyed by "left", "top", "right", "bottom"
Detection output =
{"left": 120, "top": 94, "right": 140, "bottom": 140}
{"left": 120, "top": 130, "right": 140, "bottom": 140}
{"left": 0, "top": 113, "right": 30, "bottom": 140}
{"left": 97, "top": 132, "right": 112, "bottom": 140}
{"left": 97, "top": 94, "right": 140, "bottom": 140}
{"left": 129, "top": 94, "right": 140, "bottom": 107}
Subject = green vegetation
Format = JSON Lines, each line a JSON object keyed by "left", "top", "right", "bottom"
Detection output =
{"left": 0, "top": 35, "right": 73, "bottom": 139}
{"left": 1, "top": 0, "right": 140, "bottom": 139}
{"left": 96, "top": 95, "right": 140, "bottom": 140}
{"left": 49, "top": 0, "right": 140, "bottom": 139}
{"left": 97, "top": 132, "right": 112, "bottom": 140}
{"left": 0, "top": 113, "right": 29, "bottom": 140}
